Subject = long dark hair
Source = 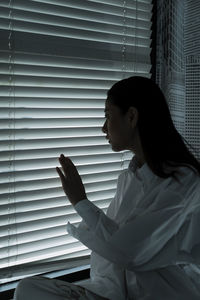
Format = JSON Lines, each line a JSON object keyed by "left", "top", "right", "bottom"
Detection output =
{"left": 107, "top": 76, "right": 200, "bottom": 179}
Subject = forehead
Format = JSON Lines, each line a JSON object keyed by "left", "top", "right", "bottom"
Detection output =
{"left": 104, "top": 99, "right": 117, "bottom": 112}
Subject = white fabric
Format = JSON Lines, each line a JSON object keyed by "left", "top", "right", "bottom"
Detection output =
{"left": 67, "top": 156, "right": 200, "bottom": 300}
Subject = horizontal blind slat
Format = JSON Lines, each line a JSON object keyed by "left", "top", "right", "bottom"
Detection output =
{"left": 0, "top": 50, "right": 151, "bottom": 69}
{"left": 0, "top": 241, "right": 89, "bottom": 269}
{"left": 0, "top": 196, "right": 114, "bottom": 224}
{"left": 0, "top": 198, "right": 110, "bottom": 218}
{"left": 0, "top": 145, "right": 121, "bottom": 161}
{"left": 0, "top": 15, "right": 151, "bottom": 38}
{"left": 0, "top": 153, "right": 131, "bottom": 170}
{"left": 0, "top": 75, "right": 116, "bottom": 88}
{"left": 0, "top": 173, "right": 119, "bottom": 194}
{"left": 0, "top": 62, "right": 151, "bottom": 78}
{"left": 0, "top": 194, "right": 111, "bottom": 226}
{"left": 0, "top": 137, "right": 113, "bottom": 150}
{"left": 0, "top": 189, "right": 117, "bottom": 207}
{"left": 0, "top": 98, "right": 106, "bottom": 108}
{"left": 0, "top": 0, "right": 152, "bottom": 21}
{"left": 1, "top": 128, "right": 105, "bottom": 139}
{"left": 0, "top": 15, "right": 150, "bottom": 40}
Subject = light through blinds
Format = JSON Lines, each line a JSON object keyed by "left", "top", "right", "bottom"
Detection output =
{"left": 0, "top": 0, "right": 152, "bottom": 284}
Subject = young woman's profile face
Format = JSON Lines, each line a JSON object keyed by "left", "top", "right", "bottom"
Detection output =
{"left": 102, "top": 99, "right": 138, "bottom": 152}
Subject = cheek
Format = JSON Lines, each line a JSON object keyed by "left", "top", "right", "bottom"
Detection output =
{"left": 107, "top": 121, "right": 118, "bottom": 136}
{"left": 109, "top": 124, "right": 126, "bottom": 142}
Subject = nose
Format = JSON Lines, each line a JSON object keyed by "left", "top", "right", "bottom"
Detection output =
{"left": 102, "top": 120, "right": 107, "bottom": 134}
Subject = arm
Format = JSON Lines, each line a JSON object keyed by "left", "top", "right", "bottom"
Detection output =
{"left": 68, "top": 193, "right": 188, "bottom": 271}
{"left": 56, "top": 155, "right": 200, "bottom": 271}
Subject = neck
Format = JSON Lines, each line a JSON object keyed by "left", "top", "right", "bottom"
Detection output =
{"left": 135, "top": 155, "right": 145, "bottom": 168}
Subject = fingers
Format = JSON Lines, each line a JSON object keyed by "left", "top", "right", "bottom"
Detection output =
{"left": 56, "top": 154, "right": 86, "bottom": 205}
{"left": 57, "top": 154, "right": 69, "bottom": 179}
{"left": 56, "top": 166, "right": 64, "bottom": 180}
{"left": 59, "top": 154, "right": 72, "bottom": 168}
{"left": 59, "top": 154, "right": 69, "bottom": 173}
{"left": 56, "top": 166, "right": 67, "bottom": 188}
{"left": 57, "top": 154, "right": 77, "bottom": 179}
{"left": 58, "top": 154, "right": 78, "bottom": 176}
{"left": 58, "top": 154, "right": 68, "bottom": 174}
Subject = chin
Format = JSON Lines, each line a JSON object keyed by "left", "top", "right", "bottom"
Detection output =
{"left": 111, "top": 144, "right": 125, "bottom": 152}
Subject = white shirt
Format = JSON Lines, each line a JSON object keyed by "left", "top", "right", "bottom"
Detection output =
{"left": 67, "top": 157, "right": 200, "bottom": 300}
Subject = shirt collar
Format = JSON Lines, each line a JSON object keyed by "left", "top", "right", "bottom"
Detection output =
{"left": 128, "top": 155, "right": 158, "bottom": 186}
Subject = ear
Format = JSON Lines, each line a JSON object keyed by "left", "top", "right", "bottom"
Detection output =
{"left": 127, "top": 107, "right": 138, "bottom": 128}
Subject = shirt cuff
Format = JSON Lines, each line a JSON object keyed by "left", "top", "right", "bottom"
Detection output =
{"left": 74, "top": 199, "right": 102, "bottom": 229}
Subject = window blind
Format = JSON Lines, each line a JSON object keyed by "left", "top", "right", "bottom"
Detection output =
{"left": 0, "top": 0, "right": 152, "bottom": 284}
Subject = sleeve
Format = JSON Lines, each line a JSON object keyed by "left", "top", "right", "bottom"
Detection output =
{"left": 74, "top": 199, "right": 119, "bottom": 239}
{"left": 67, "top": 187, "right": 200, "bottom": 272}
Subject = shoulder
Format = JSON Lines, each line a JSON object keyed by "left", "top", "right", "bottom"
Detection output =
{"left": 151, "top": 166, "right": 200, "bottom": 210}
{"left": 163, "top": 166, "right": 199, "bottom": 205}
{"left": 170, "top": 165, "right": 199, "bottom": 192}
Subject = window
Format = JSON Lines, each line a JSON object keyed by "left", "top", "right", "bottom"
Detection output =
{"left": 0, "top": 0, "right": 152, "bottom": 284}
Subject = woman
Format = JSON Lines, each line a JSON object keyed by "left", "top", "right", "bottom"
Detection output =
{"left": 14, "top": 76, "right": 200, "bottom": 299}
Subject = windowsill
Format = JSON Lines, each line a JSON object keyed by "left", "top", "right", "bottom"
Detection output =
{"left": 44, "top": 264, "right": 90, "bottom": 279}
{"left": 0, "top": 256, "right": 91, "bottom": 286}
{"left": 0, "top": 265, "right": 90, "bottom": 299}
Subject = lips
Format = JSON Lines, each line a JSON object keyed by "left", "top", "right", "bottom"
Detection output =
{"left": 105, "top": 136, "right": 110, "bottom": 143}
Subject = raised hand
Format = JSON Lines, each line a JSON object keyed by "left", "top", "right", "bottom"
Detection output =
{"left": 56, "top": 154, "right": 87, "bottom": 206}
